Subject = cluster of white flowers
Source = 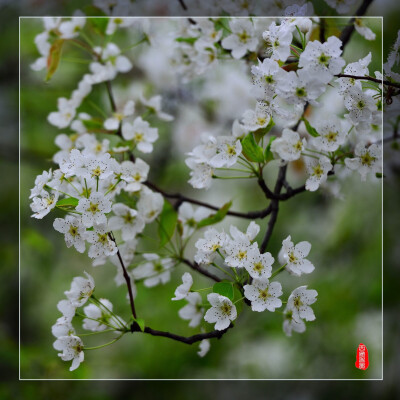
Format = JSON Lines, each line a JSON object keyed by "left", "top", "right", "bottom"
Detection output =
{"left": 52, "top": 272, "right": 126, "bottom": 370}
{"left": 168, "top": 222, "right": 318, "bottom": 337}
{"left": 185, "top": 17, "right": 382, "bottom": 193}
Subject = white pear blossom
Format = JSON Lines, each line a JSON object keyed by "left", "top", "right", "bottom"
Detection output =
{"left": 194, "top": 227, "right": 228, "bottom": 265}
{"left": 57, "top": 299, "right": 76, "bottom": 320}
{"left": 204, "top": 293, "right": 237, "bottom": 331}
{"left": 186, "top": 159, "right": 214, "bottom": 190}
{"left": 85, "top": 223, "right": 117, "bottom": 259}
{"left": 172, "top": 272, "right": 193, "bottom": 301}
{"left": 305, "top": 156, "right": 332, "bottom": 192}
{"left": 64, "top": 272, "right": 95, "bottom": 307}
{"left": 122, "top": 116, "right": 159, "bottom": 153}
{"left": 108, "top": 203, "right": 145, "bottom": 240}
{"left": 30, "top": 191, "right": 59, "bottom": 219}
{"left": 263, "top": 21, "right": 293, "bottom": 62}
{"left": 53, "top": 216, "right": 87, "bottom": 253}
{"left": 178, "top": 203, "right": 211, "bottom": 239}
{"left": 345, "top": 143, "right": 382, "bottom": 181}
{"left": 299, "top": 36, "right": 345, "bottom": 83}
{"left": 178, "top": 292, "right": 204, "bottom": 328}
{"left": 343, "top": 87, "right": 377, "bottom": 129}
{"left": 208, "top": 136, "right": 242, "bottom": 168}
{"left": 137, "top": 187, "right": 164, "bottom": 223}
{"left": 241, "top": 102, "right": 272, "bottom": 132}
{"left": 104, "top": 100, "right": 135, "bottom": 130}
{"left": 280, "top": 235, "right": 314, "bottom": 276}
{"left": 132, "top": 254, "right": 174, "bottom": 288}
{"left": 276, "top": 69, "right": 326, "bottom": 106}
{"left": 232, "top": 119, "right": 248, "bottom": 140}
{"left": 48, "top": 98, "right": 77, "bottom": 129}
{"left": 120, "top": 158, "right": 150, "bottom": 192}
{"left": 244, "top": 248, "right": 274, "bottom": 280}
{"left": 198, "top": 339, "right": 210, "bottom": 357}
{"left": 140, "top": 93, "right": 174, "bottom": 121}
{"left": 312, "top": 117, "right": 349, "bottom": 152}
{"left": 221, "top": 19, "right": 258, "bottom": 59}
{"left": 324, "top": 0, "right": 357, "bottom": 14}
{"left": 82, "top": 298, "right": 124, "bottom": 331}
{"left": 354, "top": 19, "right": 376, "bottom": 41}
{"left": 52, "top": 316, "right": 75, "bottom": 338}
{"left": 244, "top": 279, "right": 283, "bottom": 312}
{"left": 251, "top": 58, "right": 286, "bottom": 99}
{"left": 59, "top": 17, "right": 86, "bottom": 39}
{"left": 287, "top": 285, "right": 318, "bottom": 321}
{"left": 271, "top": 128, "right": 307, "bottom": 162}
{"left": 30, "top": 169, "right": 52, "bottom": 199}
{"left": 53, "top": 335, "right": 84, "bottom": 371}
{"left": 336, "top": 53, "right": 372, "bottom": 93}
{"left": 76, "top": 192, "right": 112, "bottom": 228}
{"left": 283, "top": 307, "right": 306, "bottom": 336}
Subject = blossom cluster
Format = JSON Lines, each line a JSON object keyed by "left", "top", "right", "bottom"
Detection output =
{"left": 184, "top": 17, "right": 382, "bottom": 192}
{"left": 171, "top": 221, "right": 318, "bottom": 341}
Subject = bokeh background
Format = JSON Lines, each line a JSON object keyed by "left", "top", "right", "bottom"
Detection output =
{"left": 1, "top": 0, "right": 400, "bottom": 397}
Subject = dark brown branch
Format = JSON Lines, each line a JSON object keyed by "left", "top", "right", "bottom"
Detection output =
{"left": 339, "top": 0, "right": 375, "bottom": 49}
{"left": 177, "top": 0, "right": 188, "bottom": 11}
{"left": 131, "top": 323, "right": 232, "bottom": 344}
{"left": 319, "top": 18, "right": 326, "bottom": 43}
{"left": 181, "top": 259, "right": 221, "bottom": 282}
{"left": 105, "top": 80, "right": 117, "bottom": 113}
{"left": 336, "top": 73, "right": 400, "bottom": 89}
{"left": 108, "top": 233, "right": 137, "bottom": 319}
{"left": 144, "top": 181, "right": 272, "bottom": 219}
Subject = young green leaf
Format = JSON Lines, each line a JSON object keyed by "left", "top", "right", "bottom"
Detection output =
{"left": 46, "top": 39, "right": 65, "bottom": 82}
{"left": 241, "top": 133, "right": 265, "bottom": 163}
{"left": 233, "top": 286, "right": 244, "bottom": 314}
{"left": 253, "top": 117, "right": 275, "bottom": 143}
{"left": 264, "top": 135, "right": 277, "bottom": 162}
{"left": 175, "top": 37, "right": 198, "bottom": 44}
{"left": 88, "top": 17, "right": 109, "bottom": 35}
{"left": 158, "top": 200, "right": 178, "bottom": 247}
{"left": 302, "top": 117, "right": 320, "bottom": 137}
{"left": 56, "top": 197, "right": 79, "bottom": 207}
{"left": 213, "top": 282, "right": 234, "bottom": 301}
{"left": 196, "top": 201, "right": 232, "bottom": 229}
{"left": 82, "top": 5, "right": 107, "bottom": 16}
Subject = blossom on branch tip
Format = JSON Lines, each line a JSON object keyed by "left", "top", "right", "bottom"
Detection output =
{"left": 122, "top": 117, "right": 159, "bottom": 153}
{"left": 53, "top": 335, "right": 84, "bottom": 371}
{"left": 53, "top": 215, "right": 87, "bottom": 253}
{"left": 244, "top": 279, "right": 283, "bottom": 312}
{"left": 76, "top": 192, "right": 112, "bottom": 228}
{"left": 108, "top": 203, "right": 145, "bottom": 241}
{"left": 178, "top": 203, "right": 211, "bottom": 239}
{"left": 172, "top": 272, "right": 193, "bottom": 301}
{"left": 280, "top": 235, "right": 314, "bottom": 276}
{"left": 204, "top": 293, "right": 237, "bottom": 331}
{"left": 64, "top": 272, "right": 95, "bottom": 308}
{"left": 286, "top": 285, "right": 318, "bottom": 322}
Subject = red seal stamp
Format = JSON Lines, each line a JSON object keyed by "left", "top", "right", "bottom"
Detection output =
{"left": 355, "top": 343, "right": 369, "bottom": 370}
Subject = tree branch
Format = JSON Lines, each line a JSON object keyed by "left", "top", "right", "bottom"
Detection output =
{"left": 336, "top": 73, "right": 400, "bottom": 89}
{"left": 181, "top": 258, "right": 221, "bottom": 282}
{"left": 108, "top": 233, "right": 137, "bottom": 319}
{"left": 131, "top": 323, "right": 232, "bottom": 345}
{"left": 144, "top": 181, "right": 273, "bottom": 219}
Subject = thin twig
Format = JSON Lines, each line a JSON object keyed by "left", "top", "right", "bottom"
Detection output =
{"left": 108, "top": 233, "right": 137, "bottom": 319}
{"left": 336, "top": 73, "right": 400, "bottom": 89}
{"left": 181, "top": 259, "right": 221, "bottom": 282}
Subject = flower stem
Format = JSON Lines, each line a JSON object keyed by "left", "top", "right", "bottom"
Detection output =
{"left": 270, "top": 264, "right": 287, "bottom": 279}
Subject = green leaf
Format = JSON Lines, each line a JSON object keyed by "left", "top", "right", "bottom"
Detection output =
{"left": 45, "top": 39, "right": 65, "bottom": 82}
{"left": 56, "top": 197, "right": 79, "bottom": 207}
{"left": 302, "top": 117, "right": 320, "bottom": 137}
{"left": 175, "top": 37, "right": 198, "bottom": 44}
{"left": 375, "top": 172, "right": 384, "bottom": 178}
{"left": 82, "top": 5, "right": 108, "bottom": 16}
{"left": 264, "top": 135, "right": 277, "bottom": 163}
{"left": 253, "top": 117, "right": 275, "bottom": 142}
{"left": 88, "top": 17, "right": 108, "bottom": 35}
{"left": 213, "top": 282, "right": 234, "bottom": 300}
{"left": 133, "top": 318, "right": 145, "bottom": 332}
{"left": 241, "top": 133, "right": 265, "bottom": 163}
{"left": 83, "top": 118, "right": 106, "bottom": 130}
{"left": 233, "top": 286, "right": 244, "bottom": 314}
{"left": 196, "top": 201, "right": 232, "bottom": 229}
{"left": 158, "top": 200, "right": 178, "bottom": 247}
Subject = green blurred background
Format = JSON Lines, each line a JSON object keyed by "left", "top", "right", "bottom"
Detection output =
{"left": 1, "top": 0, "right": 400, "bottom": 397}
